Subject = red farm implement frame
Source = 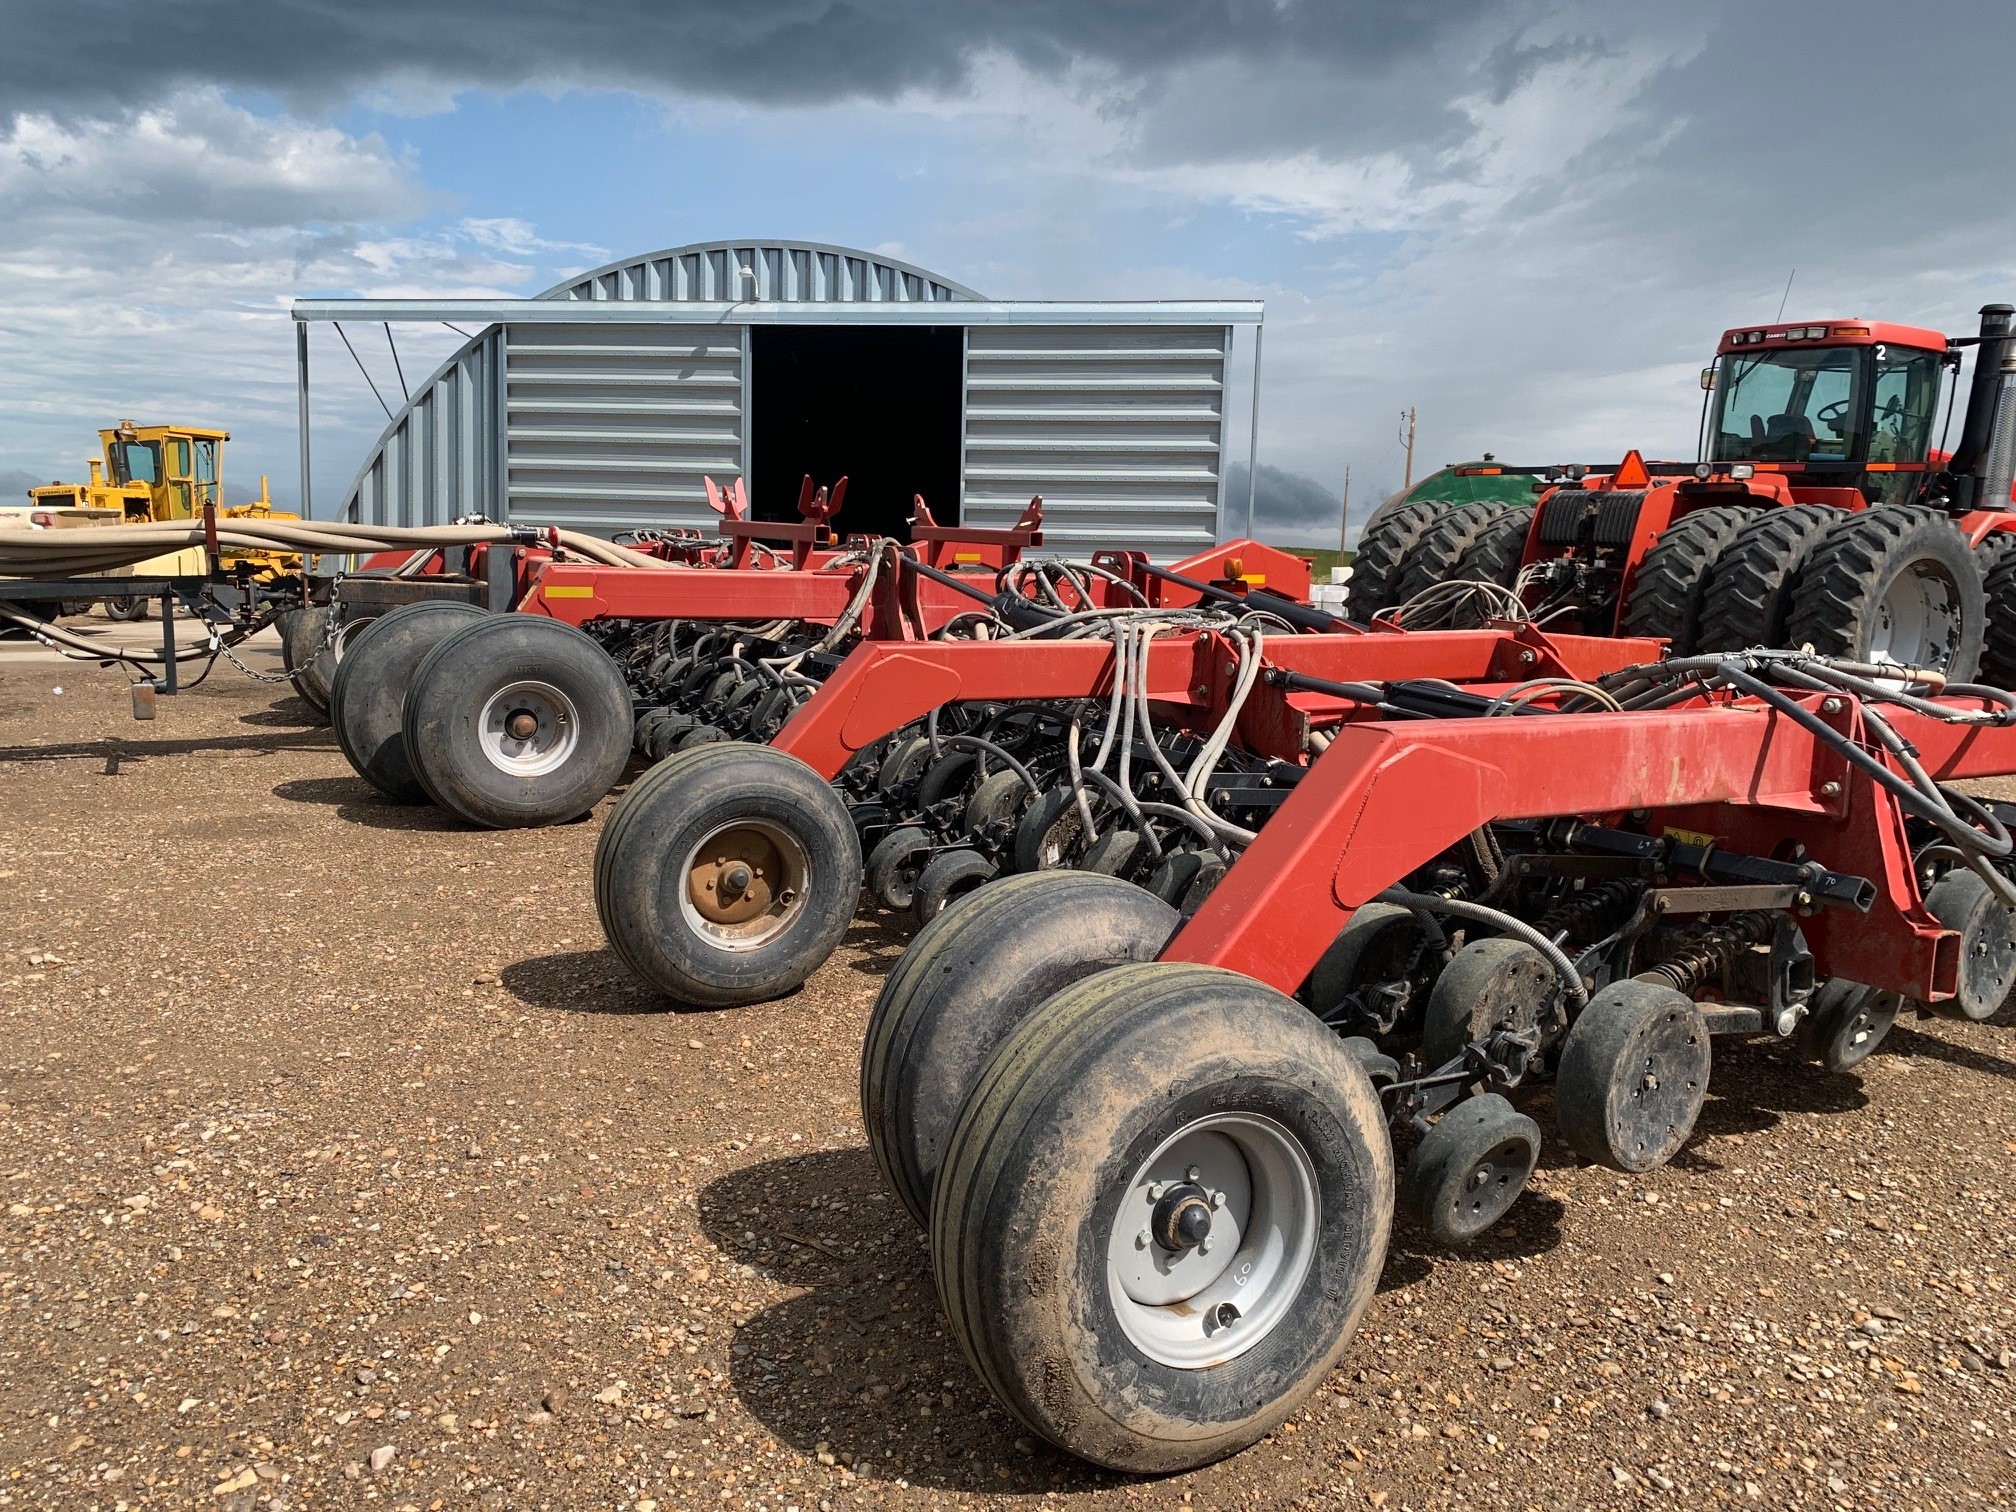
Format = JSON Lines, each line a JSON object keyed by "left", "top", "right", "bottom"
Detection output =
{"left": 824, "top": 645, "right": 2016, "bottom": 1474}
{"left": 585, "top": 603, "right": 2016, "bottom": 1473}
{"left": 318, "top": 475, "right": 1323, "bottom": 829}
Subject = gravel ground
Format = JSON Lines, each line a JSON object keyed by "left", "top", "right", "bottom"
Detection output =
{"left": 2, "top": 626, "right": 2015, "bottom": 1511}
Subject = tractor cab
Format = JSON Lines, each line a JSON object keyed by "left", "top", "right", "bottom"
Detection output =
{"left": 1703, "top": 321, "right": 1953, "bottom": 506}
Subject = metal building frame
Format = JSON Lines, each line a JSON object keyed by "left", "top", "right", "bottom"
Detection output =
{"left": 295, "top": 260, "right": 1264, "bottom": 550}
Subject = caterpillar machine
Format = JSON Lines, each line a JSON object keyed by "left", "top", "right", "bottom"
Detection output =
{"left": 8, "top": 421, "right": 300, "bottom": 617}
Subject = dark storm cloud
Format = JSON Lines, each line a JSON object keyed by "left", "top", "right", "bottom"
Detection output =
{"left": 0, "top": 0, "right": 1496, "bottom": 120}
{"left": 1224, "top": 462, "right": 1343, "bottom": 545}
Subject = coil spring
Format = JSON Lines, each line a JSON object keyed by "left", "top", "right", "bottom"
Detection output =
{"left": 1640, "top": 910, "right": 1774, "bottom": 995}
{"left": 1534, "top": 877, "right": 1641, "bottom": 945}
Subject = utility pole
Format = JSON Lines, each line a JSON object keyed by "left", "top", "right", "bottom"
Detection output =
{"left": 1338, "top": 463, "right": 1352, "bottom": 556}
{"left": 1399, "top": 407, "right": 1417, "bottom": 490}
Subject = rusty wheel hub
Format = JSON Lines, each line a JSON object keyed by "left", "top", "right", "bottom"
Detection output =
{"left": 678, "top": 819, "right": 810, "bottom": 949}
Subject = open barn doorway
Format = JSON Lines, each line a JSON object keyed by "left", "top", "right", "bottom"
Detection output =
{"left": 748, "top": 325, "right": 963, "bottom": 540}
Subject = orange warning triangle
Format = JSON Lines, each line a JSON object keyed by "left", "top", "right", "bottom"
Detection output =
{"left": 1613, "top": 449, "right": 1651, "bottom": 487}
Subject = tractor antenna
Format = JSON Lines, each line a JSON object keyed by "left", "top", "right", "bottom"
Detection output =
{"left": 1774, "top": 268, "right": 1797, "bottom": 322}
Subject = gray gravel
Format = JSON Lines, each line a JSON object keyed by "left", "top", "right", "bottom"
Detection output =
{"left": 2, "top": 630, "right": 2014, "bottom": 1510}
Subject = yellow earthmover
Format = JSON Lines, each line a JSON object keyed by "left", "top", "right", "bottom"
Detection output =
{"left": 12, "top": 422, "right": 301, "bottom": 616}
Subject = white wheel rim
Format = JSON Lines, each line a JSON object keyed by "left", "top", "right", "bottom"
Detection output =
{"left": 478, "top": 679, "right": 581, "bottom": 777}
{"left": 1104, "top": 1112, "right": 1319, "bottom": 1370}
{"left": 677, "top": 819, "right": 811, "bottom": 951}
{"left": 1871, "top": 560, "right": 1963, "bottom": 671}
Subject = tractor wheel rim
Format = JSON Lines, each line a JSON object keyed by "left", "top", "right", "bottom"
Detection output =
{"left": 477, "top": 679, "right": 581, "bottom": 777}
{"left": 1104, "top": 1112, "right": 1319, "bottom": 1370}
{"left": 678, "top": 819, "right": 811, "bottom": 951}
{"left": 1872, "top": 560, "right": 1962, "bottom": 671}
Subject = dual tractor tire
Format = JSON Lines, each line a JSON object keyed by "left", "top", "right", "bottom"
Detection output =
{"left": 1617, "top": 505, "right": 1759, "bottom": 653}
{"left": 329, "top": 600, "right": 488, "bottom": 803}
{"left": 1784, "top": 507, "right": 1986, "bottom": 679}
{"left": 861, "top": 871, "right": 1179, "bottom": 1227}
{"left": 928, "top": 959, "right": 1392, "bottom": 1473}
{"left": 401, "top": 615, "right": 634, "bottom": 828}
{"left": 1343, "top": 498, "right": 1450, "bottom": 621}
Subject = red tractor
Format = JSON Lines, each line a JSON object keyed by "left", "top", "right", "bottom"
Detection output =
{"left": 1348, "top": 304, "right": 2016, "bottom": 681}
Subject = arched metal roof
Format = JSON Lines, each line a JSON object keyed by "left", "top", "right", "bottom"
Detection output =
{"left": 336, "top": 239, "right": 982, "bottom": 524}
{"left": 550, "top": 239, "right": 984, "bottom": 305}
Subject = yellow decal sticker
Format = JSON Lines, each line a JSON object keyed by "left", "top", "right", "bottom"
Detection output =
{"left": 542, "top": 586, "right": 595, "bottom": 599}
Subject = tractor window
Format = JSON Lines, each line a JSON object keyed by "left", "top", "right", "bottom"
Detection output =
{"left": 165, "top": 439, "right": 191, "bottom": 478}
{"left": 1867, "top": 346, "right": 1942, "bottom": 464}
{"left": 193, "top": 439, "right": 218, "bottom": 484}
{"left": 114, "top": 441, "right": 161, "bottom": 485}
{"left": 1710, "top": 347, "right": 1863, "bottom": 463}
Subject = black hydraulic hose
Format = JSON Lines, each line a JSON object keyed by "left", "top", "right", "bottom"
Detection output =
{"left": 903, "top": 554, "right": 1027, "bottom": 611}
{"left": 1263, "top": 667, "right": 1553, "bottom": 718}
{"left": 1136, "top": 563, "right": 1357, "bottom": 634}
{"left": 1377, "top": 887, "right": 1590, "bottom": 1009}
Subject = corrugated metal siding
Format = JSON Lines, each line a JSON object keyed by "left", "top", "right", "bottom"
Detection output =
{"left": 554, "top": 241, "right": 980, "bottom": 304}
{"left": 503, "top": 323, "right": 743, "bottom": 534}
{"left": 343, "top": 329, "right": 499, "bottom": 526}
{"left": 962, "top": 325, "right": 1227, "bottom": 555}
{"left": 336, "top": 240, "right": 980, "bottom": 527}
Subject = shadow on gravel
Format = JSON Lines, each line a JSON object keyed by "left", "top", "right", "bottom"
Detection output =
{"left": 269, "top": 775, "right": 470, "bottom": 831}
{"left": 0, "top": 727, "right": 334, "bottom": 763}
{"left": 1883, "top": 1023, "right": 2016, "bottom": 1083}
{"left": 699, "top": 1149, "right": 1119, "bottom": 1496}
{"left": 840, "top": 913, "right": 914, "bottom": 980}
{"left": 501, "top": 948, "right": 705, "bottom": 1016}
{"left": 239, "top": 696, "right": 325, "bottom": 728}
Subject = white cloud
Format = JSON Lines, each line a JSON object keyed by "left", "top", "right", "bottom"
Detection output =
{"left": 0, "top": 91, "right": 596, "bottom": 511}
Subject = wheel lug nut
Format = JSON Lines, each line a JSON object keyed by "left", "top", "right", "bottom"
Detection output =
{"left": 1185, "top": 1165, "right": 1201, "bottom": 1181}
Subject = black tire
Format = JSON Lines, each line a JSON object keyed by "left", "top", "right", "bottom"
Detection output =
{"left": 861, "top": 871, "right": 1178, "bottom": 1227}
{"left": 1975, "top": 533, "right": 2016, "bottom": 688}
{"left": 877, "top": 735, "right": 934, "bottom": 795}
{"left": 912, "top": 850, "right": 996, "bottom": 925}
{"left": 1146, "top": 849, "right": 1210, "bottom": 904}
{"left": 1920, "top": 869, "right": 2016, "bottom": 1021}
{"left": 1012, "top": 787, "right": 1087, "bottom": 873}
{"left": 103, "top": 596, "right": 150, "bottom": 622}
{"left": 1079, "top": 827, "right": 1148, "bottom": 879}
{"left": 1554, "top": 980, "right": 1709, "bottom": 1173}
{"left": 1451, "top": 503, "right": 1534, "bottom": 588}
{"left": 1400, "top": 1093, "right": 1541, "bottom": 1246}
{"left": 931, "top": 961, "right": 1392, "bottom": 1472}
{"left": 1795, "top": 978, "right": 1901, "bottom": 1072}
{"left": 1618, "top": 505, "right": 1758, "bottom": 654}
{"left": 1391, "top": 501, "right": 1522, "bottom": 607}
{"left": 329, "top": 601, "right": 489, "bottom": 803}
{"left": 865, "top": 825, "right": 934, "bottom": 912}
{"left": 594, "top": 743, "right": 862, "bottom": 1007}
{"left": 675, "top": 722, "right": 729, "bottom": 752}
{"left": 1307, "top": 901, "right": 1426, "bottom": 1018}
{"left": 913, "top": 751, "right": 979, "bottom": 813}
{"left": 643, "top": 712, "right": 698, "bottom": 762}
{"left": 1419, "top": 936, "right": 1559, "bottom": 1070}
{"left": 278, "top": 605, "right": 340, "bottom": 715}
{"left": 1697, "top": 504, "right": 1842, "bottom": 652}
{"left": 1343, "top": 498, "right": 1451, "bottom": 621}
{"left": 961, "top": 769, "right": 1026, "bottom": 835}
{"left": 1784, "top": 507, "right": 1986, "bottom": 678}
{"left": 403, "top": 615, "right": 634, "bottom": 828}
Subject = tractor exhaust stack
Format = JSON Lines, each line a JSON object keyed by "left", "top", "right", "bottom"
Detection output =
{"left": 1946, "top": 302, "right": 2014, "bottom": 510}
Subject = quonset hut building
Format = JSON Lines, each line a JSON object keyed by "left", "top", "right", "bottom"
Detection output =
{"left": 292, "top": 239, "right": 1264, "bottom": 556}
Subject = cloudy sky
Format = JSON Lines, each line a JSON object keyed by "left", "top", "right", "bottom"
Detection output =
{"left": 2, "top": 0, "right": 2011, "bottom": 543}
